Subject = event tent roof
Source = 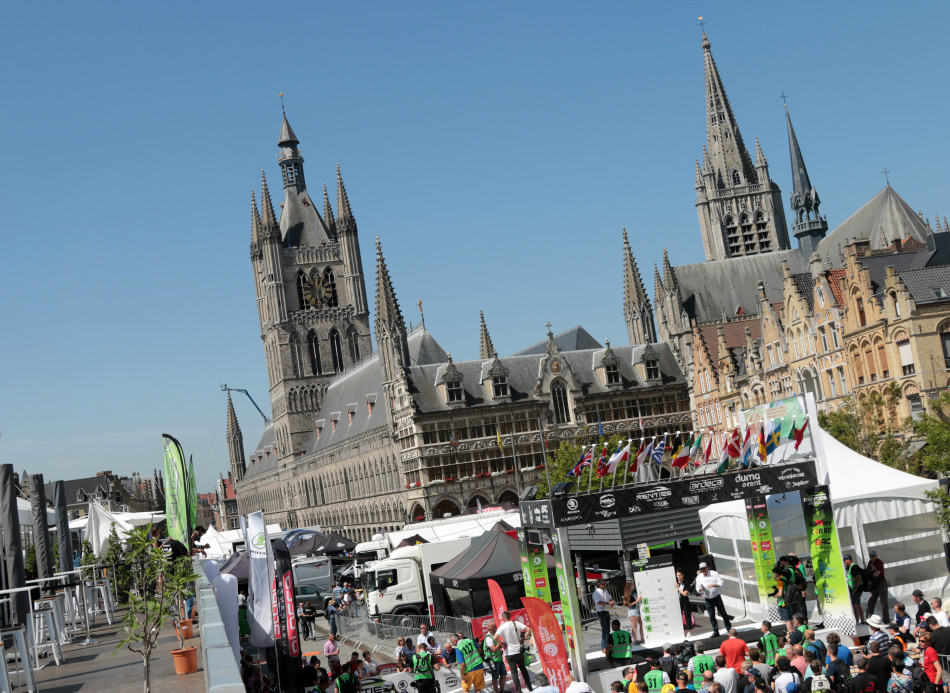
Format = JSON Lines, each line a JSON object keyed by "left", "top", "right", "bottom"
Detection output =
{"left": 387, "top": 510, "right": 522, "bottom": 547}
{"left": 431, "top": 530, "right": 553, "bottom": 589}
{"left": 395, "top": 534, "right": 429, "bottom": 548}
{"left": 314, "top": 532, "right": 356, "bottom": 555}
{"left": 17, "top": 498, "right": 55, "bottom": 526}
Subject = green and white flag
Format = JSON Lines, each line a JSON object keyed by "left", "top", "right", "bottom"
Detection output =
{"left": 162, "top": 434, "right": 190, "bottom": 545}
{"left": 187, "top": 455, "right": 198, "bottom": 535}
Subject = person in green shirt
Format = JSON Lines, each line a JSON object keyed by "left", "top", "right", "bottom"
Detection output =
{"left": 645, "top": 659, "right": 672, "bottom": 693}
{"left": 758, "top": 621, "right": 779, "bottom": 665}
{"left": 482, "top": 621, "right": 507, "bottom": 693}
{"left": 412, "top": 642, "right": 442, "bottom": 693}
{"left": 605, "top": 619, "right": 632, "bottom": 666}
{"left": 687, "top": 642, "right": 716, "bottom": 689}
{"left": 336, "top": 662, "right": 360, "bottom": 693}
{"left": 452, "top": 633, "right": 486, "bottom": 693}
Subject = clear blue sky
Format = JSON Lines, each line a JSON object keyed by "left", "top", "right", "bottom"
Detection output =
{"left": 2, "top": 2, "right": 947, "bottom": 496}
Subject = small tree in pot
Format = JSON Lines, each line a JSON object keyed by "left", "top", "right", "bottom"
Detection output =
{"left": 114, "top": 523, "right": 170, "bottom": 693}
{"left": 166, "top": 553, "right": 200, "bottom": 651}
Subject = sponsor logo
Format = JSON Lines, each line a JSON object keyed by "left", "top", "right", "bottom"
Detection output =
{"left": 252, "top": 532, "right": 266, "bottom": 548}
{"left": 636, "top": 485, "right": 672, "bottom": 501}
{"left": 600, "top": 495, "right": 616, "bottom": 508}
{"left": 653, "top": 500, "right": 670, "bottom": 508}
{"left": 777, "top": 467, "right": 806, "bottom": 480}
{"left": 566, "top": 498, "right": 579, "bottom": 512}
{"left": 736, "top": 472, "right": 762, "bottom": 484}
{"left": 681, "top": 495, "right": 701, "bottom": 506}
{"left": 689, "top": 478, "right": 724, "bottom": 493}
{"left": 761, "top": 541, "right": 772, "bottom": 551}
{"left": 444, "top": 676, "right": 461, "bottom": 688}
{"left": 627, "top": 505, "right": 642, "bottom": 513}
{"left": 397, "top": 680, "right": 409, "bottom": 691}
{"left": 543, "top": 643, "right": 560, "bottom": 657}
{"left": 532, "top": 556, "right": 542, "bottom": 566}
{"left": 535, "top": 578, "right": 546, "bottom": 588}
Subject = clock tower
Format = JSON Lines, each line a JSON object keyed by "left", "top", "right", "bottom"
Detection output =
{"left": 249, "top": 114, "right": 372, "bottom": 463}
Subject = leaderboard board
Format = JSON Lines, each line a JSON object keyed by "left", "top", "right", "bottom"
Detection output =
{"left": 632, "top": 555, "right": 682, "bottom": 647}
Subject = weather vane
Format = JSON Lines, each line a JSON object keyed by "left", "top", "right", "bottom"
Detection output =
{"left": 279, "top": 92, "right": 285, "bottom": 116}
{"left": 882, "top": 167, "right": 892, "bottom": 185}
{"left": 697, "top": 16, "right": 706, "bottom": 33}
{"left": 780, "top": 91, "right": 788, "bottom": 105}
{"left": 417, "top": 299, "right": 425, "bottom": 328}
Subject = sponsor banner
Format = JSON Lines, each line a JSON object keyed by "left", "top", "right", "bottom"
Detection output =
{"left": 518, "top": 529, "right": 553, "bottom": 604}
{"left": 521, "top": 597, "right": 571, "bottom": 692}
{"left": 745, "top": 495, "right": 779, "bottom": 619}
{"left": 801, "top": 486, "right": 856, "bottom": 635}
{"left": 376, "top": 669, "right": 463, "bottom": 693}
{"left": 247, "top": 510, "right": 276, "bottom": 647}
{"left": 487, "top": 578, "right": 508, "bottom": 626}
{"left": 520, "top": 500, "right": 554, "bottom": 529}
{"left": 161, "top": 434, "right": 190, "bottom": 545}
{"left": 630, "top": 555, "right": 681, "bottom": 647}
{"left": 549, "top": 460, "right": 818, "bottom": 527}
{"left": 272, "top": 537, "right": 301, "bottom": 691}
{"left": 470, "top": 603, "right": 562, "bottom": 639}
{"left": 553, "top": 530, "right": 584, "bottom": 676}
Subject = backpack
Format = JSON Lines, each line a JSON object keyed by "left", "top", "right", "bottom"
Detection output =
{"left": 810, "top": 674, "right": 832, "bottom": 692}
{"left": 830, "top": 660, "right": 851, "bottom": 693}
{"left": 910, "top": 663, "right": 935, "bottom": 693}
{"left": 807, "top": 640, "right": 827, "bottom": 665}
{"left": 793, "top": 566, "right": 807, "bottom": 593}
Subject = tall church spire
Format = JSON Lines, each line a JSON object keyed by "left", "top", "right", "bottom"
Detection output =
{"left": 375, "top": 237, "right": 410, "bottom": 379}
{"left": 337, "top": 164, "right": 354, "bottom": 223}
{"left": 323, "top": 183, "right": 336, "bottom": 238}
{"left": 260, "top": 171, "right": 279, "bottom": 237}
{"left": 786, "top": 105, "right": 827, "bottom": 257}
{"left": 479, "top": 310, "right": 497, "bottom": 359}
{"left": 622, "top": 230, "right": 656, "bottom": 345}
{"left": 694, "top": 33, "right": 790, "bottom": 260}
{"left": 277, "top": 114, "right": 305, "bottom": 193}
{"left": 226, "top": 392, "right": 246, "bottom": 483}
{"left": 250, "top": 190, "right": 262, "bottom": 253}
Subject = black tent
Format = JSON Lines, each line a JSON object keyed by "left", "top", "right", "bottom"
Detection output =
{"left": 219, "top": 552, "right": 249, "bottom": 580}
{"left": 429, "top": 530, "right": 558, "bottom": 619}
{"left": 313, "top": 532, "right": 356, "bottom": 555}
{"left": 395, "top": 534, "right": 429, "bottom": 549}
{"left": 285, "top": 530, "right": 327, "bottom": 557}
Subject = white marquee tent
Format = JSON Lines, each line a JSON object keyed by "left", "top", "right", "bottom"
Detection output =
{"left": 699, "top": 426, "right": 949, "bottom": 618}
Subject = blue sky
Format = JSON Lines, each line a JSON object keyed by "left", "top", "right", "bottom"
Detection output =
{"left": 1, "top": 2, "right": 947, "bottom": 496}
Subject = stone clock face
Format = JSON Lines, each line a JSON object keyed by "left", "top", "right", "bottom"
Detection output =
{"left": 303, "top": 275, "right": 333, "bottom": 307}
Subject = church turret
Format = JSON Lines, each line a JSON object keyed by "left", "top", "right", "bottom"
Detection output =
{"left": 786, "top": 105, "right": 828, "bottom": 257}
{"left": 622, "top": 229, "right": 656, "bottom": 345}
{"left": 337, "top": 165, "right": 369, "bottom": 316}
{"left": 695, "top": 33, "right": 790, "bottom": 260}
{"left": 375, "top": 238, "right": 410, "bottom": 383}
{"left": 226, "top": 392, "right": 246, "bottom": 483}
{"left": 260, "top": 172, "right": 288, "bottom": 324}
{"left": 278, "top": 115, "right": 305, "bottom": 194}
{"left": 479, "top": 310, "right": 497, "bottom": 359}
{"left": 323, "top": 183, "right": 336, "bottom": 238}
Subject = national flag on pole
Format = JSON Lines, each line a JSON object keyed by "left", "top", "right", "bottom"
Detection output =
{"left": 607, "top": 440, "right": 630, "bottom": 474}
{"left": 651, "top": 435, "right": 666, "bottom": 466}
{"left": 764, "top": 421, "right": 782, "bottom": 455}
{"left": 568, "top": 447, "right": 593, "bottom": 477}
{"left": 701, "top": 431, "right": 713, "bottom": 466}
{"left": 638, "top": 407, "right": 644, "bottom": 430}
{"left": 633, "top": 440, "right": 652, "bottom": 472}
{"left": 791, "top": 419, "right": 809, "bottom": 450}
{"left": 597, "top": 416, "right": 604, "bottom": 439}
{"left": 757, "top": 424, "right": 768, "bottom": 464}
{"left": 672, "top": 437, "right": 692, "bottom": 468}
{"left": 726, "top": 427, "right": 742, "bottom": 458}
{"left": 496, "top": 429, "right": 504, "bottom": 451}
{"left": 739, "top": 426, "right": 754, "bottom": 467}
{"left": 596, "top": 443, "right": 611, "bottom": 478}
{"left": 449, "top": 433, "right": 461, "bottom": 447}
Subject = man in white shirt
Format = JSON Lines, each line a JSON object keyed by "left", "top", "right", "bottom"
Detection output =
{"left": 712, "top": 655, "right": 738, "bottom": 693}
{"left": 593, "top": 579, "right": 615, "bottom": 650}
{"left": 565, "top": 676, "right": 595, "bottom": 693}
{"left": 417, "top": 623, "right": 436, "bottom": 648}
{"left": 496, "top": 611, "right": 533, "bottom": 693}
{"left": 694, "top": 562, "right": 731, "bottom": 637}
{"left": 931, "top": 597, "right": 950, "bottom": 627}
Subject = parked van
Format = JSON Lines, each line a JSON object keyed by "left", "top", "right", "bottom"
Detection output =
{"left": 292, "top": 556, "right": 334, "bottom": 593}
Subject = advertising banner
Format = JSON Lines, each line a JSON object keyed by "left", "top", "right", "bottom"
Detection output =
{"left": 521, "top": 597, "right": 571, "bottom": 692}
{"left": 549, "top": 460, "right": 818, "bottom": 527}
{"left": 272, "top": 538, "right": 300, "bottom": 691}
{"left": 553, "top": 529, "right": 586, "bottom": 678}
{"left": 518, "top": 529, "right": 553, "bottom": 603}
{"left": 470, "top": 604, "right": 562, "bottom": 639}
{"left": 487, "top": 578, "right": 509, "bottom": 626}
{"left": 745, "top": 495, "right": 780, "bottom": 620}
{"left": 801, "top": 486, "right": 856, "bottom": 634}
{"left": 161, "top": 434, "right": 190, "bottom": 544}
{"left": 246, "top": 510, "right": 276, "bottom": 647}
{"left": 630, "top": 555, "right": 681, "bottom": 647}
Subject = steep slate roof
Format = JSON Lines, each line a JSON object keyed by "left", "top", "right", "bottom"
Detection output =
{"left": 791, "top": 273, "right": 815, "bottom": 310}
{"left": 513, "top": 326, "right": 602, "bottom": 355}
{"left": 672, "top": 250, "right": 808, "bottom": 323}
{"left": 697, "top": 317, "right": 761, "bottom": 363}
{"left": 408, "top": 329, "right": 449, "bottom": 365}
{"left": 898, "top": 266, "right": 950, "bottom": 305}
{"left": 44, "top": 476, "right": 114, "bottom": 505}
{"left": 280, "top": 186, "right": 335, "bottom": 248}
{"left": 245, "top": 423, "right": 278, "bottom": 478}
{"left": 817, "top": 186, "right": 931, "bottom": 265}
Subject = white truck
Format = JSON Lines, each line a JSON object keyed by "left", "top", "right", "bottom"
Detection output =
{"left": 365, "top": 538, "right": 473, "bottom": 620}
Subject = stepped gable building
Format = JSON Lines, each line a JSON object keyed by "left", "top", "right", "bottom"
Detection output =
{"left": 230, "top": 117, "right": 691, "bottom": 539}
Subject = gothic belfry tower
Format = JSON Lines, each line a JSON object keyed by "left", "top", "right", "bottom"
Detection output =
{"left": 695, "top": 32, "right": 790, "bottom": 261}
{"left": 249, "top": 113, "right": 373, "bottom": 463}
{"left": 785, "top": 105, "right": 828, "bottom": 257}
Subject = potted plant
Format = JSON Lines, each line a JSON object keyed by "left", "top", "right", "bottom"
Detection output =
{"left": 166, "top": 552, "right": 200, "bottom": 675}
{"left": 114, "top": 523, "right": 172, "bottom": 693}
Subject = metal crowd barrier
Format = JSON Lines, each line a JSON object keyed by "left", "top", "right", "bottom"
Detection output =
{"left": 336, "top": 611, "right": 474, "bottom": 653}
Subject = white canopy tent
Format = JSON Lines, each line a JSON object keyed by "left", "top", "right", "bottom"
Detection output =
{"left": 17, "top": 498, "right": 55, "bottom": 526}
{"left": 199, "top": 524, "right": 282, "bottom": 558}
{"left": 699, "top": 426, "right": 949, "bottom": 618}
{"left": 385, "top": 510, "right": 521, "bottom": 547}
{"left": 69, "top": 500, "right": 166, "bottom": 557}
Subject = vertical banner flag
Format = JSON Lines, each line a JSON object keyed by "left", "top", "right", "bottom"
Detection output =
{"left": 487, "top": 578, "right": 508, "bottom": 625}
{"left": 247, "top": 510, "right": 276, "bottom": 647}
{"left": 521, "top": 597, "right": 571, "bottom": 692}
{"left": 272, "top": 538, "right": 301, "bottom": 692}
{"left": 161, "top": 434, "right": 190, "bottom": 545}
{"left": 801, "top": 486, "right": 855, "bottom": 634}
{"left": 518, "top": 530, "right": 553, "bottom": 604}
{"left": 745, "top": 495, "right": 780, "bottom": 622}
{"left": 552, "top": 529, "right": 585, "bottom": 679}
{"left": 187, "top": 455, "right": 198, "bottom": 537}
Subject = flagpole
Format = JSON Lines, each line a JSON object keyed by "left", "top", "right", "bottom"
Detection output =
{"left": 508, "top": 406, "right": 523, "bottom": 496}
{"left": 449, "top": 412, "right": 462, "bottom": 483}
{"left": 537, "top": 416, "right": 554, "bottom": 494}
{"left": 587, "top": 445, "right": 594, "bottom": 494}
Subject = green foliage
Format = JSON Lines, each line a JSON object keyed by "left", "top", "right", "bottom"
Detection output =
{"left": 104, "top": 525, "right": 134, "bottom": 600}
{"left": 909, "top": 390, "right": 950, "bottom": 477}
{"left": 818, "top": 383, "right": 910, "bottom": 466}
{"left": 25, "top": 545, "right": 37, "bottom": 581}
{"left": 115, "top": 523, "right": 170, "bottom": 693}
{"left": 924, "top": 488, "right": 950, "bottom": 529}
{"left": 80, "top": 538, "right": 97, "bottom": 583}
{"left": 536, "top": 433, "right": 633, "bottom": 498}
{"left": 166, "top": 555, "right": 200, "bottom": 650}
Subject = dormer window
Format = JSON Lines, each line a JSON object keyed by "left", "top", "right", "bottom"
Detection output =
{"left": 605, "top": 363, "right": 620, "bottom": 385}
{"left": 551, "top": 380, "right": 571, "bottom": 424}
{"left": 447, "top": 381, "right": 463, "bottom": 403}
{"left": 642, "top": 345, "right": 660, "bottom": 381}
{"left": 440, "top": 356, "right": 464, "bottom": 405}
{"left": 492, "top": 377, "right": 508, "bottom": 398}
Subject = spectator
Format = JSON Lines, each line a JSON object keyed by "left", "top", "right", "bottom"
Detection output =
{"left": 301, "top": 656, "right": 320, "bottom": 689}
{"left": 625, "top": 579, "right": 646, "bottom": 645}
{"left": 804, "top": 630, "right": 827, "bottom": 664}
{"left": 297, "top": 601, "right": 310, "bottom": 641}
{"left": 362, "top": 651, "right": 378, "bottom": 676}
{"left": 688, "top": 642, "right": 716, "bottom": 690}
{"left": 660, "top": 643, "right": 680, "bottom": 682}
{"left": 534, "top": 674, "right": 559, "bottom": 693}
{"left": 892, "top": 604, "right": 911, "bottom": 633}
{"left": 825, "top": 645, "right": 850, "bottom": 692}
{"left": 496, "top": 611, "right": 533, "bottom": 693}
{"left": 482, "top": 620, "right": 507, "bottom": 693}
{"left": 336, "top": 661, "right": 360, "bottom": 693}
{"left": 621, "top": 666, "right": 638, "bottom": 693}
{"left": 698, "top": 671, "right": 715, "bottom": 693}
{"left": 866, "top": 616, "right": 890, "bottom": 650}
{"left": 426, "top": 635, "right": 440, "bottom": 658}
{"left": 824, "top": 633, "right": 853, "bottom": 668}
{"left": 565, "top": 676, "right": 596, "bottom": 693}
{"left": 750, "top": 650, "right": 773, "bottom": 685}
{"left": 926, "top": 614, "right": 950, "bottom": 656}
{"left": 865, "top": 551, "right": 888, "bottom": 620}
{"left": 442, "top": 640, "right": 457, "bottom": 668}
{"left": 394, "top": 637, "right": 413, "bottom": 660}
{"left": 772, "top": 657, "right": 802, "bottom": 693}
{"left": 720, "top": 629, "right": 750, "bottom": 672}
{"left": 930, "top": 598, "right": 950, "bottom": 628}
{"left": 695, "top": 562, "right": 731, "bottom": 638}
{"left": 594, "top": 580, "right": 616, "bottom": 650}
{"left": 802, "top": 651, "right": 817, "bottom": 680}
{"left": 324, "top": 632, "right": 340, "bottom": 664}
{"left": 918, "top": 633, "right": 942, "bottom": 690}
{"left": 885, "top": 656, "right": 912, "bottom": 693}
{"left": 790, "top": 646, "right": 807, "bottom": 678}
{"left": 738, "top": 662, "right": 760, "bottom": 693}
{"left": 844, "top": 555, "right": 865, "bottom": 625}
{"left": 302, "top": 601, "right": 316, "bottom": 641}
{"left": 713, "top": 655, "right": 738, "bottom": 693}
{"left": 326, "top": 599, "right": 338, "bottom": 637}
{"left": 312, "top": 657, "right": 328, "bottom": 679}
{"left": 759, "top": 622, "right": 779, "bottom": 666}
{"left": 605, "top": 619, "right": 633, "bottom": 666}
{"left": 676, "top": 671, "right": 695, "bottom": 691}
{"left": 333, "top": 580, "right": 344, "bottom": 604}
{"left": 864, "top": 642, "right": 890, "bottom": 693}
{"left": 611, "top": 683, "right": 626, "bottom": 693}
{"left": 911, "top": 590, "right": 932, "bottom": 633}
{"left": 805, "top": 661, "right": 831, "bottom": 692}
{"left": 395, "top": 652, "right": 412, "bottom": 673}
{"left": 790, "top": 614, "right": 809, "bottom": 647}
{"left": 417, "top": 623, "right": 434, "bottom": 648}
{"left": 886, "top": 623, "right": 910, "bottom": 652}
{"left": 237, "top": 589, "right": 247, "bottom": 607}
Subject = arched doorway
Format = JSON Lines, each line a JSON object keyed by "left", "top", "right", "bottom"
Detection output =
{"left": 467, "top": 495, "right": 490, "bottom": 510}
{"left": 497, "top": 490, "right": 519, "bottom": 506}
{"left": 408, "top": 503, "right": 426, "bottom": 523}
{"left": 431, "top": 498, "right": 462, "bottom": 519}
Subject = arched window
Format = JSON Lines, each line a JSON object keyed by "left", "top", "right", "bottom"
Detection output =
{"left": 348, "top": 328, "right": 361, "bottom": 363}
{"left": 297, "top": 271, "right": 310, "bottom": 310}
{"left": 329, "top": 328, "right": 345, "bottom": 373}
{"left": 725, "top": 216, "right": 739, "bottom": 255}
{"left": 891, "top": 292, "right": 901, "bottom": 318}
{"left": 856, "top": 297, "right": 867, "bottom": 326}
{"left": 732, "top": 169, "right": 742, "bottom": 186}
{"left": 307, "top": 330, "right": 323, "bottom": 375}
{"left": 323, "top": 267, "right": 339, "bottom": 307}
{"left": 551, "top": 380, "right": 570, "bottom": 424}
{"left": 289, "top": 334, "right": 303, "bottom": 377}
{"left": 740, "top": 213, "right": 754, "bottom": 252}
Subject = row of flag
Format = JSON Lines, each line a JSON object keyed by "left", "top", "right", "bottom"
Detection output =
{"left": 566, "top": 418, "right": 810, "bottom": 478}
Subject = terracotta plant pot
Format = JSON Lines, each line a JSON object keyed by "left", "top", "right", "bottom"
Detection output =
{"left": 177, "top": 619, "right": 194, "bottom": 639}
{"left": 172, "top": 646, "right": 198, "bottom": 675}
